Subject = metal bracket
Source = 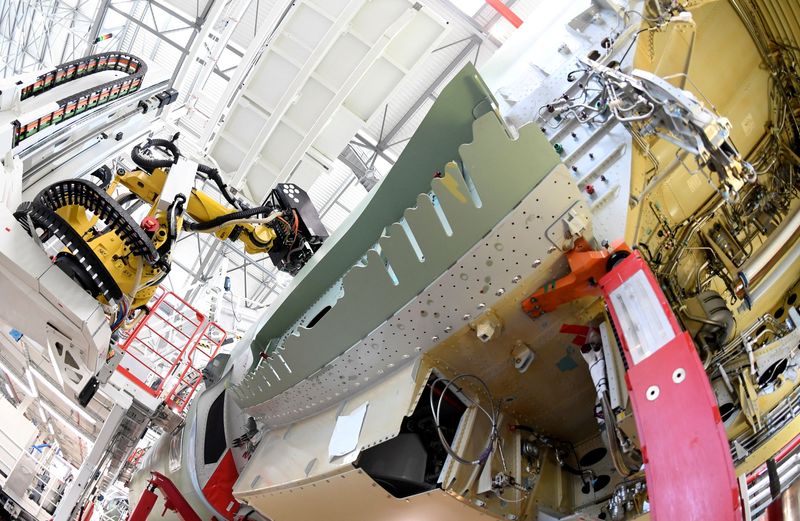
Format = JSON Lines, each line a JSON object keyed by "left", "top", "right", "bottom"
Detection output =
{"left": 545, "top": 201, "right": 590, "bottom": 251}
{"left": 45, "top": 325, "right": 94, "bottom": 396}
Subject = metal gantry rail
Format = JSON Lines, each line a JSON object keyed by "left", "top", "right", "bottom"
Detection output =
{"left": 12, "top": 51, "right": 147, "bottom": 147}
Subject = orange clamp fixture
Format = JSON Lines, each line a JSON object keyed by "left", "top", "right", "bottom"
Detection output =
{"left": 522, "top": 237, "right": 631, "bottom": 318}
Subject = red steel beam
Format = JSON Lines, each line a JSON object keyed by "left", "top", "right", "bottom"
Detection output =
{"left": 129, "top": 472, "right": 203, "bottom": 521}
{"left": 485, "top": 0, "right": 523, "bottom": 28}
{"left": 600, "top": 252, "right": 741, "bottom": 520}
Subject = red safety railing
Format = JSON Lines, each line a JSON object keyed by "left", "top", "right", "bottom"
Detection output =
{"left": 127, "top": 447, "right": 147, "bottom": 467}
{"left": 116, "top": 291, "right": 226, "bottom": 413}
{"left": 165, "top": 321, "right": 226, "bottom": 414}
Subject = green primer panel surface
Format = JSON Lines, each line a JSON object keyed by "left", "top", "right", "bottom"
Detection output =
{"left": 250, "top": 64, "right": 496, "bottom": 355}
{"left": 234, "top": 75, "right": 561, "bottom": 408}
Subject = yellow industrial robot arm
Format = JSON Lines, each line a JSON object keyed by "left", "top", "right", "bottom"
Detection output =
{"left": 114, "top": 166, "right": 280, "bottom": 254}
{"left": 15, "top": 137, "right": 326, "bottom": 326}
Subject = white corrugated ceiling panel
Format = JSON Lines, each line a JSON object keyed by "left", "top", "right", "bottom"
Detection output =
{"left": 230, "top": 0, "right": 282, "bottom": 50}
{"left": 364, "top": 25, "right": 501, "bottom": 156}
{"left": 361, "top": 23, "right": 476, "bottom": 142}
{"left": 307, "top": 159, "right": 353, "bottom": 210}
{"left": 209, "top": 0, "right": 447, "bottom": 203}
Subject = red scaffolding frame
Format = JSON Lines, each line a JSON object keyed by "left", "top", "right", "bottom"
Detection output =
{"left": 165, "top": 321, "right": 227, "bottom": 414}
{"left": 116, "top": 292, "right": 226, "bottom": 413}
{"left": 599, "top": 251, "right": 741, "bottom": 520}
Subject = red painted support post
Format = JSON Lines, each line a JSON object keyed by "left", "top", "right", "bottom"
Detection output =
{"left": 80, "top": 502, "right": 94, "bottom": 521}
{"left": 599, "top": 252, "right": 742, "bottom": 520}
{"left": 485, "top": 0, "right": 523, "bottom": 28}
{"left": 128, "top": 486, "right": 158, "bottom": 521}
{"left": 128, "top": 472, "right": 203, "bottom": 521}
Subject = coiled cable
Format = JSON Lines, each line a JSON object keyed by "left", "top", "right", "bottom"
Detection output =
{"left": 428, "top": 374, "right": 499, "bottom": 466}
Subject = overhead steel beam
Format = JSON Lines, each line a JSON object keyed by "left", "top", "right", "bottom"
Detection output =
{"left": 197, "top": 0, "right": 296, "bottom": 149}
{"left": 168, "top": 0, "right": 245, "bottom": 109}
{"left": 15, "top": 0, "right": 35, "bottom": 71}
{"left": 3, "top": 0, "right": 26, "bottom": 75}
{"left": 220, "top": 240, "right": 281, "bottom": 284}
{"left": 108, "top": 3, "right": 192, "bottom": 53}
{"left": 59, "top": 1, "right": 81, "bottom": 64}
{"left": 145, "top": 0, "right": 200, "bottom": 27}
{"left": 84, "top": 0, "right": 112, "bottom": 55}
{"left": 165, "top": 0, "right": 217, "bottom": 88}
{"left": 184, "top": 238, "right": 227, "bottom": 304}
{"left": 39, "top": 0, "right": 63, "bottom": 64}
{"left": 352, "top": 134, "right": 396, "bottom": 164}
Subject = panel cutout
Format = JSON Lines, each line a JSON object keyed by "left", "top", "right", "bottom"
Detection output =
{"left": 430, "top": 194, "right": 454, "bottom": 237}
{"left": 399, "top": 219, "right": 425, "bottom": 262}
{"left": 459, "top": 161, "right": 483, "bottom": 209}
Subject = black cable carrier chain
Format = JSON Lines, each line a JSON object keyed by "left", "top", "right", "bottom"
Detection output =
{"left": 14, "top": 179, "right": 160, "bottom": 302}
{"left": 12, "top": 51, "right": 148, "bottom": 147}
{"left": 15, "top": 200, "right": 121, "bottom": 301}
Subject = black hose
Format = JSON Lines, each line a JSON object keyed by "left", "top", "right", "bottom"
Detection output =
{"left": 154, "top": 137, "right": 179, "bottom": 154}
{"left": 196, "top": 163, "right": 241, "bottom": 209}
{"left": 130, "top": 137, "right": 242, "bottom": 210}
{"left": 183, "top": 204, "right": 275, "bottom": 232}
{"left": 130, "top": 138, "right": 180, "bottom": 172}
{"left": 156, "top": 195, "right": 185, "bottom": 261}
{"left": 561, "top": 463, "right": 583, "bottom": 476}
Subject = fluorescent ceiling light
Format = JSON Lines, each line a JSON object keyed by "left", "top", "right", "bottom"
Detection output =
{"left": 47, "top": 342, "right": 66, "bottom": 389}
{"left": 0, "top": 360, "right": 34, "bottom": 396}
{"left": 40, "top": 402, "right": 94, "bottom": 446}
{"left": 26, "top": 371, "right": 38, "bottom": 398}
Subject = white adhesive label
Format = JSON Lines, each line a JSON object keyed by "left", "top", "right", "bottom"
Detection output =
{"left": 741, "top": 113, "right": 755, "bottom": 137}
